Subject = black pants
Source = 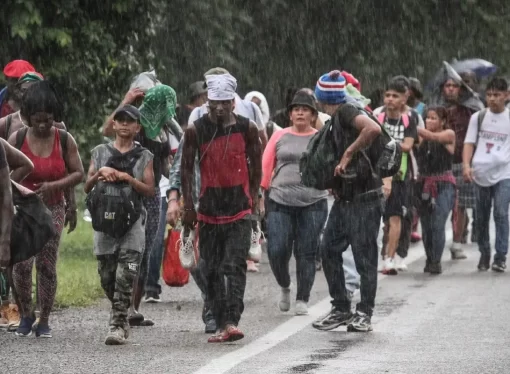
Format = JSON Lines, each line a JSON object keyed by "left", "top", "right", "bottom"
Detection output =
{"left": 320, "top": 194, "right": 383, "bottom": 316}
{"left": 199, "top": 219, "right": 251, "bottom": 328}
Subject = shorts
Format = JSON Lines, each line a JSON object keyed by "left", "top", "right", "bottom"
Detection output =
{"left": 452, "top": 163, "right": 476, "bottom": 209}
{"left": 384, "top": 180, "right": 409, "bottom": 220}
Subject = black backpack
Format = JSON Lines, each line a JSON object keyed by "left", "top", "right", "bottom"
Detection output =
{"left": 361, "top": 108, "right": 403, "bottom": 179}
{"left": 10, "top": 181, "right": 56, "bottom": 265}
{"left": 86, "top": 144, "right": 145, "bottom": 239}
{"left": 299, "top": 118, "right": 339, "bottom": 190}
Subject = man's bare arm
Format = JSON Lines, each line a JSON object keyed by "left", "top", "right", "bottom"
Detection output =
{"left": 181, "top": 125, "right": 198, "bottom": 210}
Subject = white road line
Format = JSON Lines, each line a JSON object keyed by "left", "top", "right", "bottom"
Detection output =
{"left": 193, "top": 230, "right": 454, "bottom": 374}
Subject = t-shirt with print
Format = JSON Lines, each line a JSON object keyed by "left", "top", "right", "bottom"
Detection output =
{"left": 188, "top": 94, "right": 265, "bottom": 130}
{"left": 91, "top": 143, "right": 154, "bottom": 255}
{"left": 464, "top": 108, "right": 510, "bottom": 187}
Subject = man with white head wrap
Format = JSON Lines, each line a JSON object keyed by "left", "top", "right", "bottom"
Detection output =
{"left": 180, "top": 72, "right": 262, "bottom": 343}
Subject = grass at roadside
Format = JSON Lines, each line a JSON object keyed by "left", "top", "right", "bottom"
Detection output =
{"left": 53, "top": 215, "right": 104, "bottom": 308}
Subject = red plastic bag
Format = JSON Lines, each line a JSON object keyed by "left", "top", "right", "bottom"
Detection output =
{"left": 162, "top": 228, "right": 190, "bottom": 287}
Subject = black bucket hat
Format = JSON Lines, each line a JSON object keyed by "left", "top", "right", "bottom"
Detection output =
{"left": 288, "top": 92, "right": 318, "bottom": 114}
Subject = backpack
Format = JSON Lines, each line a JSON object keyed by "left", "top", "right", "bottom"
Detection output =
{"left": 360, "top": 110, "right": 404, "bottom": 178}
{"left": 299, "top": 118, "right": 339, "bottom": 190}
{"left": 85, "top": 144, "right": 145, "bottom": 239}
{"left": 10, "top": 181, "right": 56, "bottom": 264}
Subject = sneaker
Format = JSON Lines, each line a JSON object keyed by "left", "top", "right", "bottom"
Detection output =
{"left": 295, "top": 301, "right": 308, "bottom": 316}
{"left": 35, "top": 323, "right": 52, "bottom": 338}
{"left": 247, "top": 260, "right": 259, "bottom": 273}
{"left": 279, "top": 286, "right": 291, "bottom": 312}
{"left": 144, "top": 291, "right": 161, "bottom": 303}
{"left": 179, "top": 226, "right": 197, "bottom": 270}
{"left": 347, "top": 311, "right": 373, "bottom": 332}
{"left": 207, "top": 324, "right": 244, "bottom": 343}
{"left": 423, "top": 259, "right": 431, "bottom": 273}
{"left": 205, "top": 317, "right": 217, "bottom": 334}
{"left": 451, "top": 243, "right": 467, "bottom": 260}
{"left": 395, "top": 256, "right": 408, "bottom": 271}
{"left": 410, "top": 232, "right": 421, "bottom": 243}
{"left": 381, "top": 258, "right": 398, "bottom": 275}
{"left": 428, "top": 261, "right": 442, "bottom": 274}
{"left": 492, "top": 260, "right": 506, "bottom": 273}
{"left": 15, "top": 317, "right": 35, "bottom": 337}
{"left": 312, "top": 308, "right": 353, "bottom": 331}
{"left": 105, "top": 326, "right": 127, "bottom": 345}
{"left": 248, "top": 224, "right": 263, "bottom": 263}
{"left": 478, "top": 254, "right": 491, "bottom": 271}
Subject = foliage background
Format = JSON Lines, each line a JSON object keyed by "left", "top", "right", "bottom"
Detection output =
{"left": 2, "top": 0, "right": 509, "bottom": 161}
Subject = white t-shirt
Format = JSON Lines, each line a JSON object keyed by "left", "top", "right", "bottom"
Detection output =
{"left": 188, "top": 94, "right": 265, "bottom": 130}
{"left": 465, "top": 108, "right": 510, "bottom": 187}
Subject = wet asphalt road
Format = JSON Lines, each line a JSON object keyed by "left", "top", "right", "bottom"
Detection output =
{"left": 2, "top": 225, "right": 510, "bottom": 373}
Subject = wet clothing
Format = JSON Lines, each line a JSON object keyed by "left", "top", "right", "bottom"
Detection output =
{"left": 135, "top": 131, "right": 170, "bottom": 186}
{"left": 194, "top": 115, "right": 252, "bottom": 224}
{"left": 261, "top": 127, "right": 328, "bottom": 207}
{"left": 0, "top": 139, "right": 6, "bottom": 169}
{"left": 138, "top": 187, "right": 161, "bottom": 287}
{"left": 465, "top": 108, "right": 510, "bottom": 187}
{"left": 267, "top": 199, "right": 328, "bottom": 302}
{"left": 416, "top": 140, "right": 453, "bottom": 177}
{"left": 447, "top": 105, "right": 475, "bottom": 164}
{"left": 13, "top": 202, "right": 65, "bottom": 321}
{"left": 417, "top": 140, "right": 456, "bottom": 263}
{"left": 90, "top": 143, "right": 153, "bottom": 256}
{"left": 97, "top": 247, "right": 141, "bottom": 328}
{"left": 199, "top": 220, "right": 251, "bottom": 327}
{"left": 21, "top": 129, "right": 66, "bottom": 205}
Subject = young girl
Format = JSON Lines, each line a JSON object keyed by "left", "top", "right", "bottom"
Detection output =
{"left": 416, "top": 106, "right": 456, "bottom": 274}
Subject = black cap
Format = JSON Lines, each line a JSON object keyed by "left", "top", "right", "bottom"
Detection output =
{"left": 288, "top": 92, "right": 318, "bottom": 113}
{"left": 114, "top": 104, "right": 140, "bottom": 121}
{"left": 189, "top": 81, "right": 207, "bottom": 99}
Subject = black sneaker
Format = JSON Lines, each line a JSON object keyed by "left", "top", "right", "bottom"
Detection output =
{"left": 204, "top": 308, "right": 217, "bottom": 334}
{"left": 428, "top": 262, "right": 442, "bottom": 275}
{"left": 424, "top": 259, "right": 431, "bottom": 273}
{"left": 478, "top": 254, "right": 491, "bottom": 271}
{"left": 312, "top": 308, "right": 353, "bottom": 331}
{"left": 492, "top": 260, "right": 506, "bottom": 273}
{"left": 347, "top": 311, "right": 373, "bottom": 332}
{"left": 144, "top": 291, "right": 161, "bottom": 303}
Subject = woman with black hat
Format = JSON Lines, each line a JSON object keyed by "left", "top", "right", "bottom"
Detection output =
{"left": 261, "top": 92, "right": 328, "bottom": 316}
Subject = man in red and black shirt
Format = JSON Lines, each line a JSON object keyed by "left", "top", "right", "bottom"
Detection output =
{"left": 181, "top": 73, "right": 262, "bottom": 343}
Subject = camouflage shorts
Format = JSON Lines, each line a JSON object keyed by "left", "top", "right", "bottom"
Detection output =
{"left": 97, "top": 248, "right": 141, "bottom": 328}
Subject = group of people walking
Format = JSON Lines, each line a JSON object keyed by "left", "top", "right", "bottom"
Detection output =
{"left": 0, "top": 57, "right": 509, "bottom": 347}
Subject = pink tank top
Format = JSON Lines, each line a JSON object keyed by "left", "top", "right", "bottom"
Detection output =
{"left": 21, "top": 129, "right": 66, "bottom": 206}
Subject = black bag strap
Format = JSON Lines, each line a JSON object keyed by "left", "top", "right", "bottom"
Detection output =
{"left": 15, "top": 127, "right": 28, "bottom": 150}
{"left": 4, "top": 114, "right": 12, "bottom": 140}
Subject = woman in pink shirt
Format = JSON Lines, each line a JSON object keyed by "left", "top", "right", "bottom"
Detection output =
{"left": 261, "top": 92, "right": 328, "bottom": 316}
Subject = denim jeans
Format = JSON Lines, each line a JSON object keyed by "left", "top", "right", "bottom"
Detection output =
{"left": 321, "top": 194, "right": 383, "bottom": 316}
{"left": 146, "top": 198, "right": 168, "bottom": 294}
{"left": 476, "top": 179, "right": 510, "bottom": 262}
{"left": 420, "top": 183, "right": 455, "bottom": 263}
{"left": 266, "top": 199, "right": 328, "bottom": 303}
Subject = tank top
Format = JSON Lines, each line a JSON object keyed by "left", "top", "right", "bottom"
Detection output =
{"left": 21, "top": 129, "right": 66, "bottom": 206}
{"left": 194, "top": 114, "right": 252, "bottom": 224}
{"left": 416, "top": 139, "right": 453, "bottom": 177}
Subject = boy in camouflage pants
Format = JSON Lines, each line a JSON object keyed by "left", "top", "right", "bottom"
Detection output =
{"left": 84, "top": 104, "right": 155, "bottom": 345}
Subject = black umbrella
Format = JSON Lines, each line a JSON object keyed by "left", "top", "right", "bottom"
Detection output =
{"left": 426, "top": 61, "right": 484, "bottom": 111}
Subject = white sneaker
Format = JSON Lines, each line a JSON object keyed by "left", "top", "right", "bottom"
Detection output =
{"left": 295, "top": 301, "right": 308, "bottom": 316}
{"left": 382, "top": 257, "right": 398, "bottom": 275}
{"left": 248, "top": 224, "right": 263, "bottom": 263}
{"left": 179, "top": 226, "right": 197, "bottom": 270}
{"left": 395, "top": 256, "right": 408, "bottom": 271}
{"left": 279, "top": 286, "right": 291, "bottom": 312}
